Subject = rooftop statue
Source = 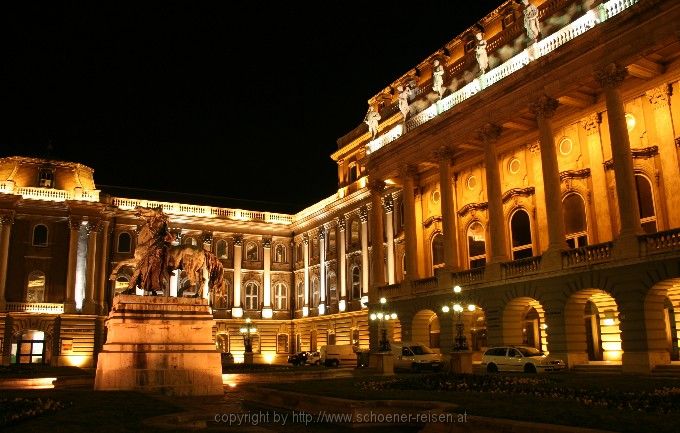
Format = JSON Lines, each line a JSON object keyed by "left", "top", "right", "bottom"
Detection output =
{"left": 364, "top": 105, "right": 381, "bottom": 139}
{"left": 432, "top": 60, "right": 445, "bottom": 99}
{"left": 397, "top": 84, "right": 412, "bottom": 121}
{"left": 475, "top": 32, "right": 489, "bottom": 74}
{"left": 522, "top": 0, "right": 541, "bottom": 43}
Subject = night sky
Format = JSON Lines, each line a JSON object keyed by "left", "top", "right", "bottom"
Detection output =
{"left": 1, "top": 1, "right": 504, "bottom": 213}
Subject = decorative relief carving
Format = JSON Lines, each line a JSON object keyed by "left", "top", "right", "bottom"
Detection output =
{"left": 457, "top": 202, "right": 489, "bottom": 217}
{"left": 580, "top": 113, "right": 601, "bottom": 135}
{"left": 501, "top": 187, "right": 535, "bottom": 204}
{"left": 559, "top": 169, "right": 591, "bottom": 182}
{"left": 646, "top": 84, "right": 671, "bottom": 108}
{"left": 527, "top": 142, "right": 540, "bottom": 153}
{"left": 594, "top": 63, "right": 628, "bottom": 89}
{"left": 422, "top": 215, "right": 442, "bottom": 228}
{"left": 529, "top": 94, "right": 559, "bottom": 119}
{"left": 603, "top": 146, "right": 658, "bottom": 170}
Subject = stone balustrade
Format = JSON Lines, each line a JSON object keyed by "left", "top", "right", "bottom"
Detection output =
{"left": 561, "top": 242, "right": 614, "bottom": 267}
{"left": 501, "top": 256, "right": 542, "bottom": 278}
{"left": 6, "top": 302, "right": 65, "bottom": 314}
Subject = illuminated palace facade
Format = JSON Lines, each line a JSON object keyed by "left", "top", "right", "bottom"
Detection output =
{"left": 2, "top": 0, "right": 680, "bottom": 373}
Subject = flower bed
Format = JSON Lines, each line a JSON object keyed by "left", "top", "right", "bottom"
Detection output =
{"left": 359, "top": 374, "right": 680, "bottom": 414}
{"left": 0, "top": 397, "right": 70, "bottom": 426}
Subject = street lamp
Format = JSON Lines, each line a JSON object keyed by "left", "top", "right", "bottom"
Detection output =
{"left": 239, "top": 318, "right": 257, "bottom": 354}
{"left": 441, "top": 285, "right": 476, "bottom": 351}
{"left": 369, "top": 297, "right": 398, "bottom": 352}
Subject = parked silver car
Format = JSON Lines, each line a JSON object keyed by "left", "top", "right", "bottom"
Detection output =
{"left": 481, "top": 346, "right": 567, "bottom": 373}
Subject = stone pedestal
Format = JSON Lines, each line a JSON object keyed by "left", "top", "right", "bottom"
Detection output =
{"left": 243, "top": 352, "right": 254, "bottom": 365}
{"left": 95, "top": 295, "right": 223, "bottom": 396}
{"left": 448, "top": 351, "right": 473, "bottom": 374}
{"left": 369, "top": 352, "right": 394, "bottom": 375}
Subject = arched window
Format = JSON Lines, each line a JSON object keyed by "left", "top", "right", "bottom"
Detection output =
{"left": 245, "top": 282, "right": 259, "bottom": 310}
{"left": 274, "top": 244, "right": 286, "bottom": 263}
{"left": 510, "top": 209, "right": 533, "bottom": 260}
{"left": 350, "top": 220, "right": 360, "bottom": 245}
{"left": 277, "top": 334, "right": 289, "bottom": 353}
{"left": 296, "top": 243, "right": 303, "bottom": 262}
{"left": 327, "top": 228, "right": 336, "bottom": 254}
{"left": 431, "top": 233, "right": 445, "bottom": 270}
{"left": 348, "top": 163, "right": 358, "bottom": 183}
{"left": 183, "top": 236, "right": 197, "bottom": 246}
{"left": 211, "top": 279, "right": 230, "bottom": 309}
{"left": 467, "top": 222, "right": 486, "bottom": 268}
{"left": 216, "top": 239, "right": 228, "bottom": 259}
{"left": 563, "top": 193, "right": 588, "bottom": 248}
{"left": 114, "top": 275, "right": 130, "bottom": 295}
{"left": 327, "top": 330, "right": 336, "bottom": 345}
{"left": 26, "top": 271, "right": 45, "bottom": 303}
{"left": 327, "top": 271, "right": 337, "bottom": 308}
{"left": 296, "top": 281, "right": 304, "bottom": 310}
{"left": 635, "top": 174, "right": 657, "bottom": 233}
{"left": 117, "top": 232, "right": 132, "bottom": 253}
{"left": 274, "top": 282, "right": 287, "bottom": 310}
{"left": 312, "top": 237, "right": 319, "bottom": 258}
{"left": 245, "top": 242, "right": 258, "bottom": 261}
{"left": 311, "top": 277, "right": 320, "bottom": 307}
{"left": 351, "top": 266, "right": 361, "bottom": 299}
{"left": 32, "top": 224, "right": 48, "bottom": 247}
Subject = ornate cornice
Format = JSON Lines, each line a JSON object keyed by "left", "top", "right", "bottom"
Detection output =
{"left": 501, "top": 187, "right": 535, "bottom": 203}
{"left": 594, "top": 63, "right": 628, "bottom": 90}
{"left": 529, "top": 95, "right": 559, "bottom": 119}
{"left": 559, "top": 169, "right": 591, "bottom": 182}
{"left": 603, "top": 146, "right": 658, "bottom": 170}
{"left": 457, "top": 202, "right": 488, "bottom": 217}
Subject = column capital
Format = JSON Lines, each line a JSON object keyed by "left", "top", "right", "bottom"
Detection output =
{"left": 302, "top": 233, "right": 309, "bottom": 245}
{"left": 317, "top": 228, "right": 325, "bottom": 240}
{"left": 85, "top": 219, "right": 101, "bottom": 235}
{"left": 359, "top": 206, "right": 369, "bottom": 223}
{"left": 337, "top": 216, "right": 346, "bottom": 231}
{"left": 202, "top": 231, "right": 213, "bottom": 245}
{"left": 368, "top": 178, "right": 385, "bottom": 195}
{"left": 646, "top": 84, "right": 671, "bottom": 109}
{"left": 383, "top": 193, "right": 394, "bottom": 213}
{"left": 433, "top": 145, "right": 454, "bottom": 162}
{"left": 68, "top": 216, "right": 84, "bottom": 230}
{"left": 233, "top": 234, "right": 243, "bottom": 246}
{"left": 399, "top": 164, "right": 419, "bottom": 180}
{"left": 475, "top": 123, "right": 502, "bottom": 143}
{"left": 0, "top": 211, "right": 15, "bottom": 225}
{"left": 580, "top": 113, "right": 601, "bottom": 135}
{"left": 529, "top": 95, "right": 559, "bottom": 119}
{"left": 594, "top": 63, "right": 628, "bottom": 89}
{"left": 262, "top": 237, "right": 272, "bottom": 248}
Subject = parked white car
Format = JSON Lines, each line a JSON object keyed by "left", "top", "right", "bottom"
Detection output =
{"left": 320, "top": 344, "right": 357, "bottom": 367}
{"left": 392, "top": 342, "right": 443, "bottom": 372}
{"left": 481, "top": 346, "right": 567, "bottom": 373}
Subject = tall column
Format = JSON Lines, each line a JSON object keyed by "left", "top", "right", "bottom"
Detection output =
{"left": 435, "top": 145, "right": 460, "bottom": 270}
{"left": 0, "top": 213, "right": 14, "bottom": 309}
{"left": 384, "top": 195, "right": 396, "bottom": 285}
{"left": 96, "top": 220, "right": 111, "bottom": 313}
{"left": 64, "top": 216, "right": 82, "bottom": 314}
{"left": 359, "top": 206, "right": 369, "bottom": 306}
{"left": 369, "top": 180, "right": 386, "bottom": 293}
{"left": 83, "top": 220, "right": 99, "bottom": 314}
{"left": 262, "top": 237, "right": 273, "bottom": 318}
{"left": 318, "top": 228, "right": 326, "bottom": 315}
{"left": 581, "top": 113, "right": 612, "bottom": 242}
{"left": 595, "top": 64, "right": 642, "bottom": 243}
{"left": 530, "top": 95, "right": 567, "bottom": 267}
{"left": 303, "top": 234, "right": 310, "bottom": 317}
{"left": 232, "top": 235, "right": 243, "bottom": 318}
{"left": 647, "top": 84, "right": 680, "bottom": 228}
{"left": 337, "top": 217, "right": 347, "bottom": 311}
{"left": 478, "top": 123, "right": 508, "bottom": 264}
{"left": 400, "top": 165, "right": 420, "bottom": 280}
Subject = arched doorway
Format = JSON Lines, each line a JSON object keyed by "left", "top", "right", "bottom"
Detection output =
{"left": 412, "top": 310, "right": 440, "bottom": 349}
{"left": 503, "top": 297, "right": 548, "bottom": 353}
{"left": 645, "top": 279, "right": 680, "bottom": 364}
{"left": 565, "top": 289, "right": 622, "bottom": 364}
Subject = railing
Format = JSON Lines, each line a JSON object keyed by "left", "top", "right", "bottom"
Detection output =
{"left": 451, "top": 267, "right": 486, "bottom": 285}
{"left": 562, "top": 242, "right": 614, "bottom": 267}
{"left": 110, "top": 197, "right": 293, "bottom": 225}
{"left": 6, "top": 302, "right": 64, "bottom": 314}
{"left": 640, "top": 228, "right": 680, "bottom": 255}
{"left": 379, "top": 283, "right": 404, "bottom": 298}
{"left": 365, "top": 0, "right": 640, "bottom": 156}
{"left": 502, "top": 256, "right": 542, "bottom": 278}
{"left": 410, "top": 277, "right": 439, "bottom": 294}
{"left": 14, "top": 187, "right": 99, "bottom": 203}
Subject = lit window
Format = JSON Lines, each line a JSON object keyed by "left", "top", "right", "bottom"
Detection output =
{"left": 245, "top": 242, "right": 258, "bottom": 261}
{"left": 245, "top": 281, "right": 259, "bottom": 310}
{"left": 563, "top": 193, "right": 588, "bottom": 248}
{"left": 274, "top": 244, "right": 286, "bottom": 263}
{"left": 350, "top": 220, "right": 360, "bottom": 246}
{"left": 27, "top": 271, "right": 46, "bottom": 303}
{"left": 117, "top": 232, "right": 132, "bottom": 253}
{"left": 274, "top": 282, "right": 288, "bottom": 310}
{"left": 348, "top": 163, "right": 358, "bottom": 183}
{"left": 635, "top": 174, "right": 657, "bottom": 234}
{"left": 327, "top": 272, "right": 337, "bottom": 308}
{"left": 327, "top": 228, "right": 336, "bottom": 253}
{"left": 467, "top": 222, "right": 486, "bottom": 268}
{"left": 296, "top": 281, "right": 304, "bottom": 309}
{"left": 216, "top": 239, "right": 228, "bottom": 259}
{"left": 328, "top": 331, "right": 336, "bottom": 345}
{"left": 510, "top": 209, "right": 533, "bottom": 260}
{"left": 311, "top": 277, "right": 320, "bottom": 307}
{"left": 32, "top": 224, "right": 48, "bottom": 247}
{"left": 38, "top": 167, "right": 54, "bottom": 188}
{"left": 183, "top": 236, "right": 197, "bottom": 246}
{"left": 351, "top": 267, "right": 361, "bottom": 299}
{"left": 432, "top": 233, "right": 445, "bottom": 270}
{"left": 114, "top": 275, "right": 130, "bottom": 295}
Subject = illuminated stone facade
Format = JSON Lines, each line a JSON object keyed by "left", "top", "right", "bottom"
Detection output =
{"left": 1, "top": 0, "right": 680, "bottom": 373}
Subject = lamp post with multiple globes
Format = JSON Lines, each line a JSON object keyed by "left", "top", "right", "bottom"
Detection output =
{"left": 441, "top": 285, "right": 476, "bottom": 351}
{"left": 369, "top": 297, "right": 398, "bottom": 352}
{"left": 239, "top": 317, "right": 257, "bottom": 363}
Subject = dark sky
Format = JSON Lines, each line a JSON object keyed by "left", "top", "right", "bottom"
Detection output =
{"left": 1, "top": 1, "right": 504, "bottom": 213}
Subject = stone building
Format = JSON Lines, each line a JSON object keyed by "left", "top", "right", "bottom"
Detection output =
{"left": 1, "top": 0, "right": 680, "bottom": 373}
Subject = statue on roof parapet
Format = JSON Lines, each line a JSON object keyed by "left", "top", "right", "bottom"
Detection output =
{"left": 364, "top": 105, "right": 381, "bottom": 139}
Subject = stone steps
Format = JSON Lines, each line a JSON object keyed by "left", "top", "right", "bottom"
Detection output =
{"left": 571, "top": 364, "right": 622, "bottom": 374}
{"left": 651, "top": 364, "right": 680, "bottom": 378}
